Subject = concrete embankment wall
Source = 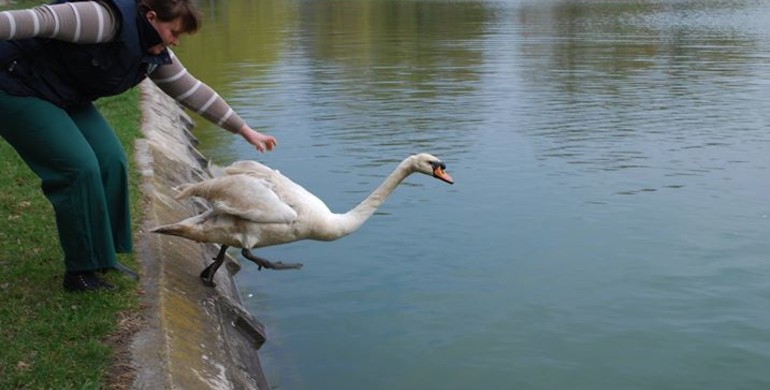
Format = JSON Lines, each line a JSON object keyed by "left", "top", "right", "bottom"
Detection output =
{"left": 130, "top": 80, "right": 270, "bottom": 389}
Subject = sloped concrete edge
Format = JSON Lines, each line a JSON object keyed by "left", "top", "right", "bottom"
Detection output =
{"left": 130, "top": 80, "right": 270, "bottom": 390}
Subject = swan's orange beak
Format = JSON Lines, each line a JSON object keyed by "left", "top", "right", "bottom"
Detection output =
{"left": 433, "top": 164, "right": 454, "bottom": 185}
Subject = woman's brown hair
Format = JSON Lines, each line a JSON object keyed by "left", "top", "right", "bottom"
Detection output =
{"left": 138, "top": 0, "right": 202, "bottom": 34}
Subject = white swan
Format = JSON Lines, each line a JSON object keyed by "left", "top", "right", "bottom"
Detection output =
{"left": 151, "top": 153, "right": 454, "bottom": 286}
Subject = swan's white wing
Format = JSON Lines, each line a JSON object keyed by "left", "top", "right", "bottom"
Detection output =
{"left": 228, "top": 161, "right": 333, "bottom": 215}
{"left": 230, "top": 160, "right": 330, "bottom": 214}
{"left": 180, "top": 174, "right": 297, "bottom": 223}
{"left": 224, "top": 160, "right": 275, "bottom": 177}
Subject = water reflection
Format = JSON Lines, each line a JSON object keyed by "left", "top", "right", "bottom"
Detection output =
{"left": 177, "top": 0, "right": 496, "bottom": 163}
{"left": 173, "top": 0, "right": 770, "bottom": 389}
{"left": 499, "top": 0, "right": 770, "bottom": 186}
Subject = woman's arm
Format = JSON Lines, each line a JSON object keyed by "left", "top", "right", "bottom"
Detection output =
{"left": 150, "top": 50, "right": 277, "bottom": 152}
{"left": 0, "top": 2, "right": 117, "bottom": 43}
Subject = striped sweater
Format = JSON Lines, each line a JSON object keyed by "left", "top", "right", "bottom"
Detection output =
{"left": 0, "top": 1, "right": 245, "bottom": 133}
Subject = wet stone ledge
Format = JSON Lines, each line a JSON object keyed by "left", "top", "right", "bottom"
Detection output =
{"left": 130, "top": 80, "right": 270, "bottom": 389}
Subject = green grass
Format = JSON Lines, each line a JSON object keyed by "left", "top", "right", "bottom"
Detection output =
{"left": 0, "top": 87, "right": 144, "bottom": 387}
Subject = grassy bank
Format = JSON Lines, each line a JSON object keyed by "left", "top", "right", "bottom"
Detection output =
{"left": 0, "top": 2, "right": 145, "bottom": 383}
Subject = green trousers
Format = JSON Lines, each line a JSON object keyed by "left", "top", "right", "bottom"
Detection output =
{"left": 0, "top": 90, "right": 132, "bottom": 272}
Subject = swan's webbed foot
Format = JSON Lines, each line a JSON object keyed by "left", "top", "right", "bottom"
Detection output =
{"left": 241, "top": 249, "right": 303, "bottom": 271}
{"left": 200, "top": 245, "right": 229, "bottom": 287}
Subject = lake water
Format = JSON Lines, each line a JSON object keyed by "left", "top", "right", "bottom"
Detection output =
{"left": 173, "top": 0, "right": 770, "bottom": 388}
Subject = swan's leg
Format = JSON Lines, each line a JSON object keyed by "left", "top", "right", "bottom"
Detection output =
{"left": 241, "top": 249, "right": 303, "bottom": 271}
{"left": 200, "top": 245, "right": 229, "bottom": 287}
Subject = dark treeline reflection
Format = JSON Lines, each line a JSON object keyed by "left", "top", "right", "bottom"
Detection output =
{"left": 292, "top": 0, "right": 491, "bottom": 152}
{"left": 176, "top": 0, "right": 493, "bottom": 157}
{"left": 175, "top": 0, "right": 770, "bottom": 168}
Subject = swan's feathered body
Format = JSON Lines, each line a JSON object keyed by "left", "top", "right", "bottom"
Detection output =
{"left": 151, "top": 153, "right": 453, "bottom": 284}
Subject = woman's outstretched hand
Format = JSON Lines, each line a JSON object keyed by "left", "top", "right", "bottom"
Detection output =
{"left": 239, "top": 125, "right": 278, "bottom": 153}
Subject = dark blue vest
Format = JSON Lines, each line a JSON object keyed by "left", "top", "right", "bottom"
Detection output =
{"left": 0, "top": 0, "right": 171, "bottom": 110}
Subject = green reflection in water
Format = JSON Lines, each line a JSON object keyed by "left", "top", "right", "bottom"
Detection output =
{"left": 173, "top": 0, "right": 491, "bottom": 162}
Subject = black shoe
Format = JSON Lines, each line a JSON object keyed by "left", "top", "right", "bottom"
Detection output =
{"left": 63, "top": 271, "right": 116, "bottom": 292}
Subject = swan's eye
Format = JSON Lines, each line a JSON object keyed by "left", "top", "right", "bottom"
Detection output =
{"left": 430, "top": 161, "right": 446, "bottom": 170}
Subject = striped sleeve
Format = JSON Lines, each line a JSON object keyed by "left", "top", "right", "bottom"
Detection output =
{"left": 0, "top": 2, "right": 117, "bottom": 43}
{"left": 150, "top": 50, "right": 246, "bottom": 133}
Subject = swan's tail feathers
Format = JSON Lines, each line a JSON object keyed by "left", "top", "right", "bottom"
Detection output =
{"left": 149, "top": 222, "right": 190, "bottom": 238}
{"left": 149, "top": 210, "right": 221, "bottom": 245}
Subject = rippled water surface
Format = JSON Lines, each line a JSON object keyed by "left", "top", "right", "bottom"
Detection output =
{"left": 174, "top": 0, "right": 770, "bottom": 388}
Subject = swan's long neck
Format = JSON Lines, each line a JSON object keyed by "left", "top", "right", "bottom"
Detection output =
{"left": 331, "top": 161, "right": 413, "bottom": 237}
